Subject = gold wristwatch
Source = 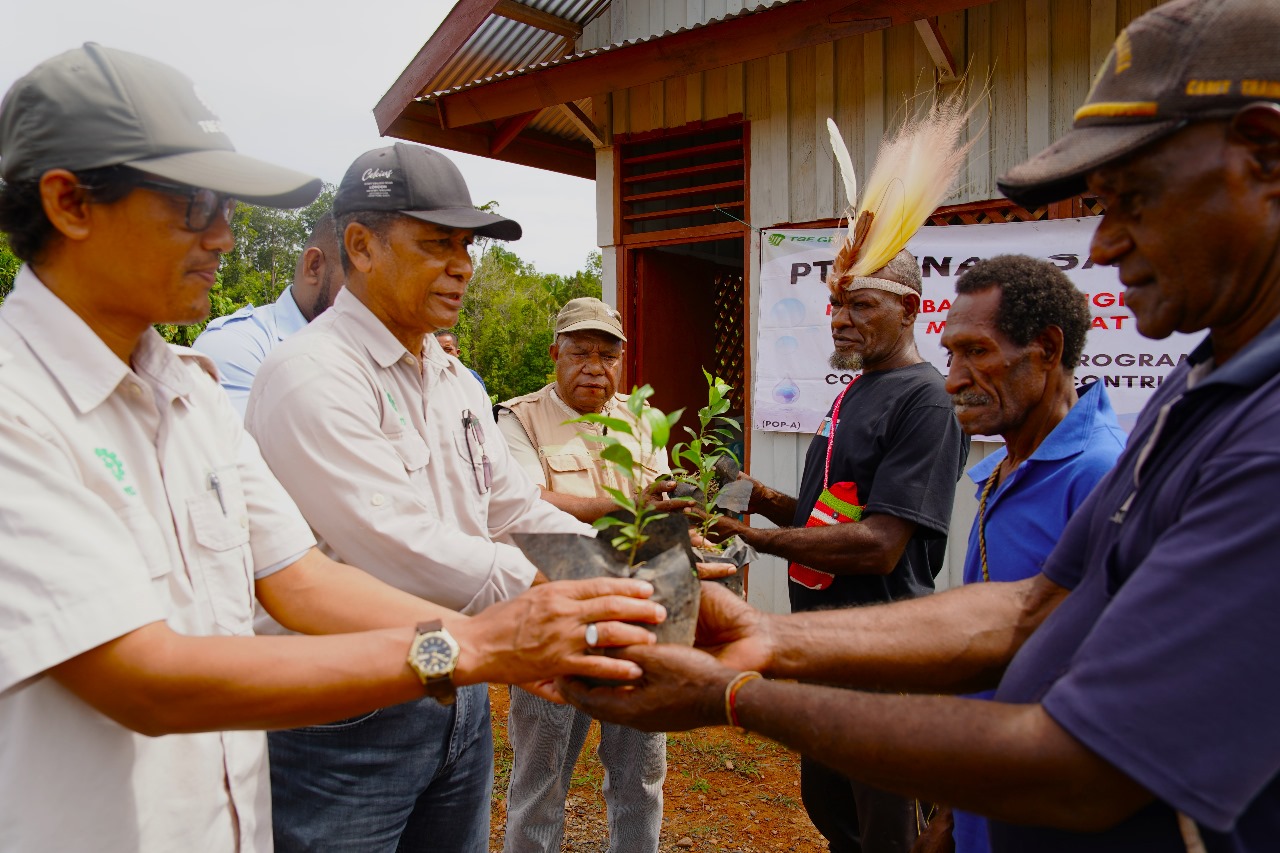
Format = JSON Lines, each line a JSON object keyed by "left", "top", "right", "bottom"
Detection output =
{"left": 406, "top": 619, "right": 459, "bottom": 705}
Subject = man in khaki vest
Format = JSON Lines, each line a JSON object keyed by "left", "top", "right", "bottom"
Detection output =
{"left": 496, "top": 297, "right": 668, "bottom": 852}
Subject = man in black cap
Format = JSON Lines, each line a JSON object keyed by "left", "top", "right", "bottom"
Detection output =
{"left": 245, "top": 143, "right": 600, "bottom": 852}
{"left": 560, "top": 1, "right": 1280, "bottom": 851}
{"left": 0, "top": 44, "right": 665, "bottom": 853}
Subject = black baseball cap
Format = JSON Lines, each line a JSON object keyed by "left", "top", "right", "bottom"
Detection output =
{"left": 999, "top": 0, "right": 1280, "bottom": 208}
{"left": 333, "top": 143, "right": 522, "bottom": 241}
{"left": 0, "top": 43, "right": 321, "bottom": 208}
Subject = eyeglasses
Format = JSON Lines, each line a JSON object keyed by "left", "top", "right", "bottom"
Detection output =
{"left": 461, "top": 409, "right": 492, "bottom": 494}
{"left": 132, "top": 177, "right": 237, "bottom": 232}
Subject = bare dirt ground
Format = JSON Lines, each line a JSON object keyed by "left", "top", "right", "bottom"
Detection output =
{"left": 487, "top": 686, "right": 827, "bottom": 853}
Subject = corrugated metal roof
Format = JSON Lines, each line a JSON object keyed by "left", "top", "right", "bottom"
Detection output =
{"left": 418, "top": 0, "right": 792, "bottom": 106}
{"left": 422, "top": 0, "right": 611, "bottom": 100}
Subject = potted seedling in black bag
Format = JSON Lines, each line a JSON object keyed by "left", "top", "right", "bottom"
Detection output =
{"left": 670, "top": 370, "right": 755, "bottom": 596}
{"left": 510, "top": 385, "right": 702, "bottom": 646}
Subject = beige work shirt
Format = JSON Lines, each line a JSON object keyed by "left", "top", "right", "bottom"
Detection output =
{"left": 497, "top": 384, "right": 670, "bottom": 496}
{"left": 0, "top": 269, "right": 316, "bottom": 852}
{"left": 246, "top": 289, "right": 590, "bottom": 618}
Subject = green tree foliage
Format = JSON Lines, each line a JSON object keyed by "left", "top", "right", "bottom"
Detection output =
{"left": 156, "top": 185, "right": 336, "bottom": 345}
{"left": 455, "top": 247, "right": 603, "bottom": 403}
{"left": 0, "top": 233, "right": 18, "bottom": 305}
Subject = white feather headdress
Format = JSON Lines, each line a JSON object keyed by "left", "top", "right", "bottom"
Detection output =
{"left": 827, "top": 88, "right": 984, "bottom": 291}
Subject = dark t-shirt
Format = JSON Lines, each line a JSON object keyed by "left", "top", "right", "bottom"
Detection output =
{"left": 788, "top": 361, "right": 969, "bottom": 613}
{"left": 990, "top": 325, "right": 1280, "bottom": 852}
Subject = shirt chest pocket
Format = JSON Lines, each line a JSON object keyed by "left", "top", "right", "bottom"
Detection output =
{"left": 544, "top": 453, "right": 601, "bottom": 498}
{"left": 387, "top": 432, "right": 438, "bottom": 515}
{"left": 186, "top": 465, "right": 254, "bottom": 635}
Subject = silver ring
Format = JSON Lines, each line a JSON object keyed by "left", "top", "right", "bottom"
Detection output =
{"left": 584, "top": 623, "right": 599, "bottom": 649}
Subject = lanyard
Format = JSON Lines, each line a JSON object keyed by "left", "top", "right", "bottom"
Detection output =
{"left": 822, "top": 378, "right": 858, "bottom": 490}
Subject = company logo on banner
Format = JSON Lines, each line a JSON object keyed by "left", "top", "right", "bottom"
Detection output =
{"left": 753, "top": 219, "right": 1195, "bottom": 434}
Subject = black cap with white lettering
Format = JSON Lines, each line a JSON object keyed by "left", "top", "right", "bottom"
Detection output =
{"left": 0, "top": 43, "right": 321, "bottom": 208}
{"left": 333, "top": 143, "right": 521, "bottom": 241}
{"left": 1000, "top": 0, "right": 1280, "bottom": 208}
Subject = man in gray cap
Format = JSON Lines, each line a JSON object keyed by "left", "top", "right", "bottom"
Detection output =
{"left": 496, "top": 296, "right": 671, "bottom": 853}
{"left": 0, "top": 44, "right": 665, "bottom": 852}
{"left": 560, "top": 1, "right": 1280, "bottom": 852}
{"left": 245, "top": 143, "right": 602, "bottom": 853}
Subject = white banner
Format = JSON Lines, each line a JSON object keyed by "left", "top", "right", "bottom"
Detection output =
{"left": 753, "top": 218, "right": 1195, "bottom": 434}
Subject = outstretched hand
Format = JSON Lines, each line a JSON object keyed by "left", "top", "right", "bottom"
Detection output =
{"left": 644, "top": 479, "right": 699, "bottom": 516}
{"left": 558, "top": 643, "right": 736, "bottom": 732}
{"left": 695, "top": 581, "right": 774, "bottom": 673}
{"left": 460, "top": 577, "right": 666, "bottom": 686}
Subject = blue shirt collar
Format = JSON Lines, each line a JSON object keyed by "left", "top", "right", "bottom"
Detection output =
{"left": 968, "top": 382, "right": 1119, "bottom": 484}
{"left": 272, "top": 286, "right": 310, "bottom": 341}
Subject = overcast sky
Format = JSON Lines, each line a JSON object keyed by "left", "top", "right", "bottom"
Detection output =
{"left": 2, "top": 1, "right": 599, "bottom": 276}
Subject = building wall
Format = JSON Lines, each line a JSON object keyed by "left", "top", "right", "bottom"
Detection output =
{"left": 595, "top": 0, "right": 1165, "bottom": 612}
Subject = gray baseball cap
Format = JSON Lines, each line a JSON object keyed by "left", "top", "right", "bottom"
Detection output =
{"left": 333, "top": 143, "right": 522, "bottom": 241}
{"left": 0, "top": 43, "right": 321, "bottom": 208}
{"left": 1000, "top": 0, "right": 1280, "bottom": 208}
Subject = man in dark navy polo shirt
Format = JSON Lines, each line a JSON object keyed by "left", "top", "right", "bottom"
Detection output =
{"left": 562, "top": 2, "right": 1280, "bottom": 851}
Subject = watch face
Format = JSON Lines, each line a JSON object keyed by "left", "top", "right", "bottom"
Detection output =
{"left": 411, "top": 635, "right": 456, "bottom": 678}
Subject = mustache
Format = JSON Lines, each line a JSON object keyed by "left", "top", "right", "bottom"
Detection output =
{"left": 952, "top": 393, "right": 992, "bottom": 407}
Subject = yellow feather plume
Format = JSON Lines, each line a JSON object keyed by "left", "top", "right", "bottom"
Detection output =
{"left": 828, "top": 87, "right": 985, "bottom": 281}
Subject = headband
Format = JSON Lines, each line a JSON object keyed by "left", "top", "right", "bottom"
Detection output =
{"left": 841, "top": 276, "right": 918, "bottom": 298}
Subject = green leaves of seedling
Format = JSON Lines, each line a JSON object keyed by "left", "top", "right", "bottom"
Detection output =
{"left": 568, "top": 384, "right": 680, "bottom": 566}
{"left": 672, "top": 369, "right": 742, "bottom": 545}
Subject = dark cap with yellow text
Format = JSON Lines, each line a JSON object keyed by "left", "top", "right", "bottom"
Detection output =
{"left": 1000, "top": 0, "right": 1280, "bottom": 207}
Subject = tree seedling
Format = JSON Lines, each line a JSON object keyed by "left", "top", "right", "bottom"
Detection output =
{"left": 670, "top": 369, "right": 745, "bottom": 546}
{"left": 570, "top": 384, "right": 683, "bottom": 567}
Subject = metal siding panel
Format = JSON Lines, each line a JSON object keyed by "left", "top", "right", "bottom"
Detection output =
{"left": 1090, "top": 0, "right": 1119, "bottom": 75}
{"left": 788, "top": 45, "right": 818, "bottom": 224}
{"left": 726, "top": 62, "right": 745, "bottom": 118}
{"left": 746, "top": 430, "right": 804, "bottom": 614}
{"left": 746, "top": 56, "right": 783, "bottom": 227}
{"left": 814, "top": 40, "right": 837, "bottom": 221}
{"left": 596, "top": 146, "right": 615, "bottom": 248}
{"left": 686, "top": 0, "right": 703, "bottom": 28}
{"left": 1026, "top": 0, "right": 1052, "bottom": 158}
{"left": 664, "top": 76, "right": 688, "bottom": 127}
{"left": 990, "top": 0, "right": 1029, "bottom": 187}
{"left": 686, "top": 71, "right": 705, "bottom": 124}
{"left": 862, "top": 29, "right": 885, "bottom": 185}
{"left": 649, "top": 80, "right": 666, "bottom": 129}
{"left": 963, "top": 3, "right": 994, "bottom": 202}
{"left": 833, "top": 33, "right": 866, "bottom": 211}
{"left": 1050, "top": 0, "right": 1090, "bottom": 143}
{"left": 705, "top": 64, "right": 730, "bottom": 119}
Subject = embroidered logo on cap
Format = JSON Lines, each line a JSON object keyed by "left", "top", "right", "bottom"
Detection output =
{"left": 362, "top": 168, "right": 395, "bottom": 199}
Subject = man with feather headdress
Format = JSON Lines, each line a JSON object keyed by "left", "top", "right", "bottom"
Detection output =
{"left": 703, "top": 94, "right": 975, "bottom": 852}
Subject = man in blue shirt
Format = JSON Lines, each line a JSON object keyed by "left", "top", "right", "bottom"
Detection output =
{"left": 935, "top": 255, "right": 1126, "bottom": 853}
{"left": 434, "top": 329, "right": 488, "bottom": 395}
{"left": 194, "top": 212, "right": 345, "bottom": 416}
{"left": 561, "top": 2, "right": 1280, "bottom": 850}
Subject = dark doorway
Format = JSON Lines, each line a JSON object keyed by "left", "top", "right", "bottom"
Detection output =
{"left": 626, "top": 238, "right": 746, "bottom": 454}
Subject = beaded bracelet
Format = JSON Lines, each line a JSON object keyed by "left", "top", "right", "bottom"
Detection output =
{"left": 723, "top": 671, "right": 762, "bottom": 729}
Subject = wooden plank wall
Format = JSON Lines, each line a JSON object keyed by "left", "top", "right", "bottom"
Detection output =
{"left": 595, "top": 0, "right": 1164, "bottom": 611}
